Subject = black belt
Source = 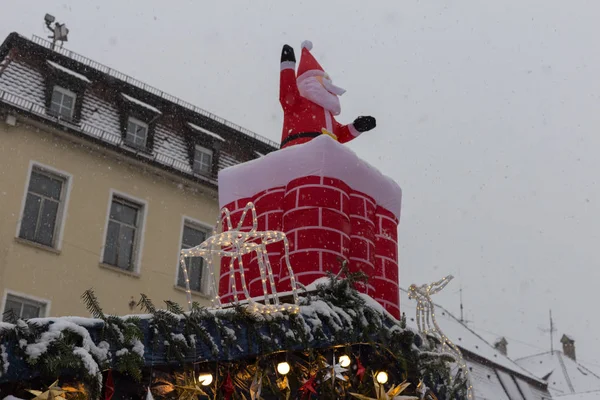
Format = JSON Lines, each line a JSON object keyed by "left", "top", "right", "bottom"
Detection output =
{"left": 281, "top": 132, "right": 322, "bottom": 147}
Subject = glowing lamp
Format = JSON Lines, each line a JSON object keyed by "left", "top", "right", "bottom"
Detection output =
{"left": 197, "top": 373, "right": 213, "bottom": 386}
{"left": 277, "top": 361, "right": 291, "bottom": 375}
{"left": 339, "top": 354, "right": 351, "bottom": 368}
{"left": 376, "top": 371, "right": 388, "bottom": 384}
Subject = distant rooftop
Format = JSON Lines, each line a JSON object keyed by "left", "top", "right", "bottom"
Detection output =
{"left": 399, "top": 289, "right": 550, "bottom": 400}
{"left": 556, "top": 390, "right": 600, "bottom": 400}
{"left": 516, "top": 351, "right": 600, "bottom": 396}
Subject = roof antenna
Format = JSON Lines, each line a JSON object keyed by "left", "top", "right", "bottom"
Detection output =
{"left": 454, "top": 278, "right": 472, "bottom": 325}
{"left": 459, "top": 285, "right": 465, "bottom": 323}
{"left": 539, "top": 309, "right": 556, "bottom": 354}
{"left": 458, "top": 286, "right": 472, "bottom": 324}
{"left": 44, "top": 13, "right": 69, "bottom": 50}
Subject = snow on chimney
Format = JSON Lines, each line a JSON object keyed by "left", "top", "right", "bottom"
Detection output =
{"left": 561, "top": 334, "right": 576, "bottom": 361}
{"left": 494, "top": 337, "right": 508, "bottom": 356}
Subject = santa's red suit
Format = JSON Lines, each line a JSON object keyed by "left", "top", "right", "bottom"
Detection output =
{"left": 279, "top": 41, "right": 376, "bottom": 149}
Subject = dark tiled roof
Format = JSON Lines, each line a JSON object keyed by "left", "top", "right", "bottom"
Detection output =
{"left": 0, "top": 33, "right": 278, "bottom": 187}
{"left": 28, "top": 34, "right": 279, "bottom": 149}
{"left": 0, "top": 58, "right": 45, "bottom": 105}
{"left": 154, "top": 124, "right": 193, "bottom": 174}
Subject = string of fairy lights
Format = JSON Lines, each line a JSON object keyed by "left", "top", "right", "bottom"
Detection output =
{"left": 156, "top": 346, "right": 394, "bottom": 398}
{"left": 177, "top": 202, "right": 469, "bottom": 397}
{"left": 179, "top": 202, "right": 300, "bottom": 314}
{"left": 408, "top": 275, "right": 474, "bottom": 399}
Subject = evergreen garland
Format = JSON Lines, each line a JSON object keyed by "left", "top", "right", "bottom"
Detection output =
{"left": 0, "top": 273, "right": 466, "bottom": 399}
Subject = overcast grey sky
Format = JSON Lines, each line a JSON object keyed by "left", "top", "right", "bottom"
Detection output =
{"left": 2, "top": 0, "right": 600, "bottom": 370}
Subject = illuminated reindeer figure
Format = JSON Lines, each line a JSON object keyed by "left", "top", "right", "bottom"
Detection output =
{"left": 179, "top": 202, "right": 300, "bottom": 314}
{"left": 408, "top": 275, "right": 474, "bottom": 399}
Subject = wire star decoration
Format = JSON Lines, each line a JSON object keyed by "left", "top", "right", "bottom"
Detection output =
{"left": 350, "top": 375, "right": 418, "bottom": 400}
{"left": 26, "top": 380, "right": 84, "bottom": 400}
{"left": 180, "top": 202, "right": 300, "bottom": 314}
{"left": 323, "top": 361, "right": 348, "bottom": 382}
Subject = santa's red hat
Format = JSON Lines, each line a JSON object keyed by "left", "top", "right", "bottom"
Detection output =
{"left": 297, "top": 41, "right": 326, "bottom": 83}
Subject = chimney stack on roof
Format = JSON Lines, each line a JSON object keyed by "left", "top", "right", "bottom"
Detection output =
{"left": 494, "top": 337, "right": 508, "bottom": 356}
{"left": 561, "top": 334, "right": 576, "bottom": 361}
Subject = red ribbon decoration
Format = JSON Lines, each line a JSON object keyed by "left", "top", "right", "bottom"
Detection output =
{"left": 355, "top": 357, "right": 366, "bottom": 381}
{"left": 222, "top": 372, "right": 235, "bottom": 400}
{"left": 104, "top": 370, "right": 115, "bottom": 400}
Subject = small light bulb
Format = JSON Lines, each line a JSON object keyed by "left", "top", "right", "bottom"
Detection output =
{"left": 376, "top": 371, "right": 388, "bottom": 384}
{"left": 339, "top": 354, "right": 351, "bottom": 368}
{"left": 197, "top": 373, "right": 213, "bottom": 386}
{"left": 277, "top": 361, "right": 290, "bottom": 375}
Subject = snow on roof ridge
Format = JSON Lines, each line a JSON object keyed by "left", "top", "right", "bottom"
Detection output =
{"left": 557, "top": 391, "right": 600, "bottom": 400}
{"left": 576, "top": 363, "right": 600, "bottom": 380}
{"left": 27, "top": 33, "right": 279, "bottom": 149}
{"left": 516, "top": 352, "right": 600, "bottom": 380}
{"left": 560, "top": 353, "right": 600, "bottom": 381}
{"left": 560, "top": 389, "right": 600, "bottom": 395}
{"left": 121, "top": 92, "right": 162, "bottom": 114}
{"left": 515, "top": 350, "right": 555, "bottom": 361}
{"left": 46, "top": 60, "right": 91, "bottom": 83}
{"left": 516, "top": 350, "right": 600, "bottom": 394}
{"left": 187, "top": 122, "right": 225, "bottom": 141}
{"left": 557, "top": 352, "right": 576, "bottom": 393}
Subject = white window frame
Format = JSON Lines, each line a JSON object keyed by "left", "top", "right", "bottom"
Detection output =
{"left": 15, "top": 161, "right": 73, "bottom": 251}
{"left": 125, "top": 117, "right": 149, "bottom": 149}
{"left": 1, "top": 290, "right": 51, "bottom": 320}
{"left": 49, "top": 85, "right": 76, "bottom": 120}
{"left": 193, "top": 145, "right": 213, "bottom": 175}
{"left": 175, "top": 216, "right": 213, "bottom": 295}
{"left": 100, "top": 189, "right": 148, "bottom": 274}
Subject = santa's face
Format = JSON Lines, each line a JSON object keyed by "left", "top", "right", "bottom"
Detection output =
{"left": 317, "top": 74, "right": 346, "bottom": 96}
{"left": 298, "top": 74, "right": 345, "bottom": 116}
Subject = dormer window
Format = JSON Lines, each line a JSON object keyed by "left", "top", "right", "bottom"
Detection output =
{"left": 125, "top": 117, "right": 148, "bottom": 149}
{"left": 185, "top": 122, "right": 224, "bottom": 176}
{"left": 49, "top": 86, "right": 76, "bottom": 120}
{"left": 44, "top": 60, "right": 90, "bottom": 123}
{"left": 193, "top": 145, "right": 213, "bottom": 175}
{"left": 118, "top": 93, "right": 161, "bottom": 152}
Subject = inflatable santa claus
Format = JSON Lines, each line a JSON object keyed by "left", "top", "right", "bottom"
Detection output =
{"left": 279, "top": 41, "right": 377, "bottom": 148}
{"left": 217, "top": 41, "right": 403, "bottom": 319}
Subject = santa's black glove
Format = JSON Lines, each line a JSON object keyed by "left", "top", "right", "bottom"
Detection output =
{"left": 281, "top": 44, "right": 296, "bottom": 63}
{"left": 353, "top": 116, "right": 376, "bottom": 132}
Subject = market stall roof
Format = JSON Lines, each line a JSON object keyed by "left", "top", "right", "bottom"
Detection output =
{"left": 0, "top": 280, "right": 412, "bottom": 386}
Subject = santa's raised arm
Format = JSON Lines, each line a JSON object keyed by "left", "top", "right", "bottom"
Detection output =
{"left": 279, "top": 41, "right": 376, "bottom": 149}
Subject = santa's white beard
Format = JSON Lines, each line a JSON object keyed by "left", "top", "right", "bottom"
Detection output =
{"left": 298, "top": 77, "right": 342, "bottom": 116}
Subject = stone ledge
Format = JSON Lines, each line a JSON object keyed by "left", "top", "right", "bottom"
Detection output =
{"left": 14, "top": 236, "right": 61, "bottom": 255}
{"left": 99, "top": 263, "right": 140, "bottom": 278}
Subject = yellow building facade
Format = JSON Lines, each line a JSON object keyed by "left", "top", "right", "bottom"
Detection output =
{"left": 0, "top": 33, "right": 277, "bottom": 318}
{"left": 0, "top": 119, "right": 220, "bottom": 317}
